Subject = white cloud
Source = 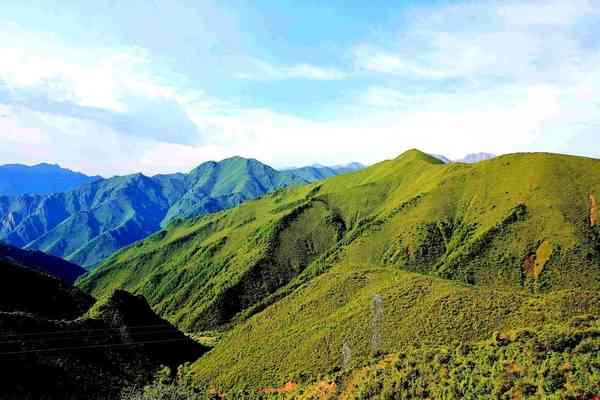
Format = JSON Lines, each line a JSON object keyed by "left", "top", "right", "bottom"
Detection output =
{"left": 239, "top": 58, "right": 348, "bottom": 80}
{"left": 353, "top": 46, "right": 452, "bottom": 78}
{"left": 497, "top": 0, "right": 598, "bottom": 27}
{"left": 353, "top": 0, "right": 598, "bottom": 84}
{"left": 0, "top": 22, "right": 206, "bottom": 145}
{"left": 2, "top": 1, "right": 600, "bottom": 176}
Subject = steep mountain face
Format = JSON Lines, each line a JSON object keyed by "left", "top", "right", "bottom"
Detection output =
{"left": 79, "top": 150, "right": 600, "bottom": 394}
{"left": 0, "top": 163, "right": 102, "bottom": 196}
{"left": 331, "top": 161, "right": 365, "bottom": 172}
{"left": 0, "top": 157, "right": 309, "bottom": 268}
{"left": 163, "top": 157, "right": 307, "bottom": 225}
{"left": 0, "top": 256, "right": 205, "bottom": 399}
{"left": 0, "top": 242, "right": 87, "bottom": 285}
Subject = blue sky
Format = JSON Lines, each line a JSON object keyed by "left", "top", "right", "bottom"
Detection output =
{"left": 1, "top": 0, "right": 599, "bottom": 176}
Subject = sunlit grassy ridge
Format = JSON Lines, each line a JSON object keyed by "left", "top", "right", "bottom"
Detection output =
{"left": 81, "top": 150, "right": 600, "bottom": 324}
{"left": 78, "top": 149, "right": 600, "bottom": 394}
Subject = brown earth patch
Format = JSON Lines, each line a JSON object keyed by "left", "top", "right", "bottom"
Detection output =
{"left": 523, "top": 255, "right": 536, "bottom": 277}
{"left": 590, "top": 194, "right": 598, "bottom": 227}
{"left": 523, "top": 240, "right": 553, "bottom": 280}
{"left": 300, "top": 380, "right": 337, "bottom": 399}
{"left": 505, "top": 361, "right": 522, "bottom": 375}
{"left": 260, "top": 381, "right": 298, "bottom": 394}
{"left": 511, "top": 388, "right": 524, "bottom": 400}
{"left": 338, "top": 355, "right": 397, "bottom": 400}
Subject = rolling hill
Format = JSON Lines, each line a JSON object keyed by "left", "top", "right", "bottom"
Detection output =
{"left": 0, "top": 162, "right": 102, "bottom": 196}
{"left": 0, "top": 157, "right": 316, "bottom": 268}
{"left": 77, "top": 149, "right": 600, "bottom": 394}
{"left": 0, "top": 256, "right": 205, "bottom": 399}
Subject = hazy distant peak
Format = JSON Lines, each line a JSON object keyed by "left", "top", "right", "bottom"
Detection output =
{"left": 331, "top": 162, "right": 365, "bottom": 171}
{"left": 0, "top": 163, "right": 102, "bottom": 196}
{"left": 428, "top": 152, "right": 496, "bottom": 164}
{"left": 458, "top": 153, "right": 496, "bottom": 163}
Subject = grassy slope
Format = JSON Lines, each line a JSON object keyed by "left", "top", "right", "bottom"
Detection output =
{"left": 78, "top": 182, "right": 333, "bottom": 330}
{"left": 185, "top": 266, "right": 600, "bottom": 393}
{"left": 79, "top": 150, "right": 600, "bottom": 393}
{"left": 283, "top": 316, "right": 600, "bottom": 399}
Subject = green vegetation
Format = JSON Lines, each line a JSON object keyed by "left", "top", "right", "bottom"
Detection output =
{"left": 77, "top": 149, "right": 600, "bottom": 396}
{"left": 287, "top": 315, "right": 600, "bottom": 399}
{"left": 184, "top": 267, "right": 600, "bottom": 395}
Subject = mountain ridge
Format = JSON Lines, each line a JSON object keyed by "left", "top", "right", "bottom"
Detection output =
{"left": 79, "top": 149, "right": 600, "bottom": 331}
{"left": 0, "top": 162, "right": 102, "bottom": 196}
{"left": 0, "top": 156, "right": 359, "bottom": 267}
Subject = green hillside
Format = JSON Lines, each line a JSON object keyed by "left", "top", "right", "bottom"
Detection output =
{"left": 78, "top": 150, "right": 600, "bottom": 395}
{"left": 184, "top": 266, "right": 600, "bottom": 394}
{"left": 277, "top": 315, "right": 600, "bottom": 399}
{"left": 0, "top": 157, "right": 312, "bottom": 268}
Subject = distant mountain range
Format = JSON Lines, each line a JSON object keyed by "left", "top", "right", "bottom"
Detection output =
{"left": 0, "top": 157, "right": 359, "bottom": 268}
{"left": 284, "top": 162, "right": 364, "bottom": 181}
{"left": 0, "top": 163, "right": 102, "bottom": 196}
{"left": 431, "top": 152, "right": 496, "bottom": 164}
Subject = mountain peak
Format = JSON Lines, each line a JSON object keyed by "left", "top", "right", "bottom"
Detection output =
{"left": 0, "top": 163, "right": 101, "bottom": 196}
{"left": 396, "top": 149, "right": 445, "bottom": 164}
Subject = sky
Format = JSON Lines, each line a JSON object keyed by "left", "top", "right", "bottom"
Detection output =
{"left": 1, "top": 0, "right": 600, "bottom": 177}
